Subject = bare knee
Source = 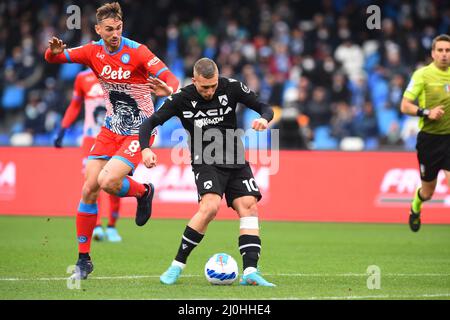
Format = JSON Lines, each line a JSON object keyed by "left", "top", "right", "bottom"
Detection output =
{"left": 98, "top": 173, "right": 121, "bottom": 194}
{"left": 82, "top": 181, "right": 100, "bottom": 202}
{"left": 198, "top": 200, "right": 221, "bottom": 222}
{"left": 234, "top": 197, "right": 259, "bottom": 218}
{"left": 419, "top": 188, "right": 433, "bottom": 201}
{"left": 238, "top": 201, "right": 258, "bottom": 217}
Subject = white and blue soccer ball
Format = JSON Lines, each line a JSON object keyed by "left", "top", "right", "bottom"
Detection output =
{"left": 204, "top": 253, "right": 239, "bottom": 285}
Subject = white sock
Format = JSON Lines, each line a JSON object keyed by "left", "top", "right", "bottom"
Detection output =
{"left": 171, "top": 260, "right": 186, "bottom": 269}
{"left": 243, "top": 267, "right": 257, "bottom": 276}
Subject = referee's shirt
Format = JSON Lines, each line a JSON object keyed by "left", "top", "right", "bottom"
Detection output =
{"left": 404, "top": 62, "right": 450, "bottom": 134}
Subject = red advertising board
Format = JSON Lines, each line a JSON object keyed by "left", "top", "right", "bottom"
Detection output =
{"left": 0, "top": 147, "right": 449, "bottom": 223}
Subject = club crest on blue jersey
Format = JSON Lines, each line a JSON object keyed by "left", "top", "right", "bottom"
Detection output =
{"left": 121, "top": 53, "right": 130, "bottom": 64}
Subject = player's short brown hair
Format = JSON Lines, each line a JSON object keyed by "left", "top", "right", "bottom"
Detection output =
{"left": 96, "top": 2, "right": 123, "bottom": 23}
{"left": 193, "top": 58, "right": 218, "bottom": 79}
{"left": 432, "top": 34, "right": 450, "bottom": 50}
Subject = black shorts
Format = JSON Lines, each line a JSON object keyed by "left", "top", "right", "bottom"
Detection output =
{"left": 416, "top": 131, "right": 450, "bottom": 181}
{"left": 192, "top": 163, "right": 262, "bottom": 208}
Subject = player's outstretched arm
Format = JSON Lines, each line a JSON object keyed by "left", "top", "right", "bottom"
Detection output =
{"left": 45, "top": 37, "right": 91, "bottom": 65}
{"left": 148, "top": 77, "right": 175, "bottom": 97}
{"left": 139, "top": 45, "right": 179, "bottom": 96}
{"left": 44, "top": 37, "right": 67, "bottom": 63}
{"left": 139, "top": 96, "right": 179, "bottom": 168}
{"left": 48, "top": 37, "right": 66, "bottom": 55}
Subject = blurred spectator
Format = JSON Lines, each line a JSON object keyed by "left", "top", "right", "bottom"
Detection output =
{"left": 303, "top": 86, "right": 332, "bottom": 129}
{"left": 330, "top": 101, "right": 354, "bottom": 142}
{"left": 354, "top": 101, "right": 379, "bottom": 141}
{"left": 1, "top": 0, "right": 449, "bottom": 150}
{"left": 24, "top": 90, "right": 47, "bottom": 135}
{"left": 387, "top": 74, "right": 406, "bottom": 114}
{"left": 334, "top": 38, "right": 364, "bottom": 82}
{"left": 380, "top": 122, "right": 404, "bottom": 149}
{"left": 275, "top": 107, "right": 309, "bottom": 150}
{"left": 330, "top": 73, "right": 350, "bottom": 105}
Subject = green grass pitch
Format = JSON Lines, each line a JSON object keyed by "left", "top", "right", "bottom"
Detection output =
{"left": 0, "top": 216, "right": 449, "bottom": 300}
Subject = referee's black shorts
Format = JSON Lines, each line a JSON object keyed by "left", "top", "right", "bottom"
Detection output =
{"left": 192, "top": 163, "right": 262, "bottom": 208}
{"left": 416, "top": 131, "right": 450, "bottom": 182}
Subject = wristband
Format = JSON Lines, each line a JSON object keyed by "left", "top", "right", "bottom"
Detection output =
{"left": 416, "top": 108, "right": 430, "bottom": 118}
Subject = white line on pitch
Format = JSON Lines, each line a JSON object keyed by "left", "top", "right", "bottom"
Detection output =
{"left": 276, "top": 293, "right": 450, "bottom": 300}
{"left": 1, "top": 273, "right": 450, "bottom": 281}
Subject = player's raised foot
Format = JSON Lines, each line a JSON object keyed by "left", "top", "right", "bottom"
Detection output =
{"left": 105, "top": 227, "right": 122, "bottom": 242}
{"left": 160, "top": 265, "right": 183, "bottom": 285}
{"left": 409, "top": 207, "right": 421, "bottom": 232}
{"left": 135, "top": 183, "right": 154, "bottom": 226}
{"left": 92, "top": 225, "right": 105, "bottom": 241}
{"left": 70, "top": 257, "right": 94, "bottom": 280}
{"left": 240, "top": 268, "right": 276, "bottom": 287}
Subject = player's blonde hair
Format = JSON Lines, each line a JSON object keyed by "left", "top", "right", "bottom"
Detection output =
{"left": 193, "top": 58, "right": 218, "bottom": 79}
{"left": 432, "top": 34, "right": 450, "bottom": 50}
{"left": 96, "top": 2, "right": 123, "bottom": 23}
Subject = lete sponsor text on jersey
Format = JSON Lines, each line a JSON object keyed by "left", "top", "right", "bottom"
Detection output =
{"left": 100, "top": 65, "right": 131, "bottom": 80}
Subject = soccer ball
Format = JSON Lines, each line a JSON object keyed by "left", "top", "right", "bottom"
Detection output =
{"left": 204, "top": 253, "right": 239, "bottom": 285}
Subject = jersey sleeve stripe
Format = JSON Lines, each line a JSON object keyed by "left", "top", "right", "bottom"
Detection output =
{"left": 154, "top": 67, "right": 168, "bottom": 78}
{"left": 64, "top": 49, "right": 72, "bottom": 62}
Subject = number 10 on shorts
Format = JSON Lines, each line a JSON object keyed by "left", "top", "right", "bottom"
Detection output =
{"left": 242, "top": 178, "right": 259, "bottom": 192}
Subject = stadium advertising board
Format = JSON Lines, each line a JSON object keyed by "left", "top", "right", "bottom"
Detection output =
{"left": 0, "top": 148, "right": 448, "bottom": 223}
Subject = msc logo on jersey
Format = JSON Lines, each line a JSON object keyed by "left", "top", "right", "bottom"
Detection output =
{"left": 121, "top": 53, "right": 130, "bottom": 64}
{"left": 218, "top": 94, "right": 228, "bottom": 106}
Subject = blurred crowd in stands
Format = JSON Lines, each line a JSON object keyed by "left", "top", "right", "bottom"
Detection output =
{"left": 1, "top": 0, "right": 450, "bottom": 150}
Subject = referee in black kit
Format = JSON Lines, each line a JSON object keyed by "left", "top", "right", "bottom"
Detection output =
{"left": 139, "top": 57, "right": 276, "bottom": 286}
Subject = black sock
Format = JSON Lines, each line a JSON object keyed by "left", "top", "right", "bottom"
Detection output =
{"left": 79, "top": 253, "right": 90, "bottom": 260}
{"left": 239, "top": 235, "right": 261, "bottom": 270}
{"left": 141, "top": 184, "right": 149, "bottom": 198}
{"left": 174, "top": 226, "right": 204, "bottom": 264}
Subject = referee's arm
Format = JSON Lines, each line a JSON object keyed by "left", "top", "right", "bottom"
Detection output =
{"left": 400, "top": 97, "right": 422, "bottom": 116}
{"left": 400, "top": 98, "right": 444, "bottom": 120}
